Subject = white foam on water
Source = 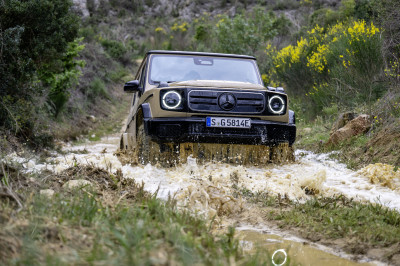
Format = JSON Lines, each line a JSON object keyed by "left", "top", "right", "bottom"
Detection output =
{"left": 4, "top": 136, "right": 398, "bottom": 265}
{"left": 5, "top": 137, "right": 400, "bottom": 214}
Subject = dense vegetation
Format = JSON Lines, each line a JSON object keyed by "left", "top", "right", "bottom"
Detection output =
{"left": 0, "top": 0, "right": 132, "bottom": 150}
{"left": 0, "top": 0, "right": 79, "bottom": 142}
{"left": 140, "top": 0, "right": 399, "bottom": 123}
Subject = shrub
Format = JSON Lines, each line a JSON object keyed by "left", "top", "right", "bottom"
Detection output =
{"left": 42, "top": 38, "right": 86, "bottom": 117}
{"left": 0, "top": 0, "right": 79, "bottom": 137}
{"left": 268, "top": 20, "right": 384, "bottom": 115}
{"left": 87, "top": 78, "right": 109, "bottom": 102}
{"left": 214, "top": 8, "right": 278, "bottom": 55}
{"left": 100, "top": 39, "right": 128, "bottom": 61}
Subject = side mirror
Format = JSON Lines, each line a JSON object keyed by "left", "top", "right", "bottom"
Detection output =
{"left": 124, "top": 80, "right": 140, "bottom": 93}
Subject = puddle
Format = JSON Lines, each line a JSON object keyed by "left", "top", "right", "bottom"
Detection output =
{"left": 235, "top": 228, "right": 379, "bottom": 266}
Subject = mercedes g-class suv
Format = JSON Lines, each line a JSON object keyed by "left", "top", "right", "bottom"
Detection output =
{"left": 120, "top": 50, "right": 296, "bottom": 165}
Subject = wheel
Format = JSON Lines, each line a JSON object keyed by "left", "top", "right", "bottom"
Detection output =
{"left": 136, "top": 122, "right": 152, "bottom": 165}
{"left": 270, "top": 142, "right": 295, "bottom": 163}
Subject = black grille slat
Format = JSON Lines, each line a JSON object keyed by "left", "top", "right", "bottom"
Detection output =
{"left": 189, "top": 98, "right": 217, "bottom": 104}
{"left": 188, "top": 89, "right": 265, "bottom": 114}
{"left": 237, "top": 100, "right": 263, "bottom": 105}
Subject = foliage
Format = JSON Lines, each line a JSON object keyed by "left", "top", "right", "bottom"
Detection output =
{"left": 267, "top": 20, "right": 384, "bottom": 116}
{"left": 100, "top": 38, "right": 128, "bottom": 61}
{"left": 0, "top": 0, "right": 79, "bottom": 139}
{"left": 41, "top": 38, "right": 86, "bottom": 117}
{"left": 373, "top": 0, "right": 400, "bottom": 71}
{"left": 213, "top": 8, "right": 278, "bottom": 55}
{"left": 150, "top": 6, "right": 290, "bottom": 57}
{"left": 87, "top": 77, "right": 109, "bottom": 102}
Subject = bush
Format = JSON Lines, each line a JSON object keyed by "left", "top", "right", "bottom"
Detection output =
{"left": 214, "top": 8, "right": 278, "bottom": 55}
{"left": 42, "top": 38, "right": 86, "bottom": 117}
{"left": 87, "top": 78, "right": 109, "bottom": 102}
{"left": 0, "top": 0, "right": 79, "bottom": 138}
{"left": 100, "top": 39, "right": 128, "bottom": 61}
{"left": 268, "top": 20, "right": 384, "bottom": 116}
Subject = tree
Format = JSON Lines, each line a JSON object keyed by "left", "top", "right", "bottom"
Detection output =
{"left": 0, "top": 0, "right": 80, "bottom": 136}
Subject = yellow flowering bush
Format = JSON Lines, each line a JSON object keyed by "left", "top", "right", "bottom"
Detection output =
{"left": 269, "top": 19, "right": 384, "bottom": 112}
{"left": 155, "top": 27, "right": 166, "bottom": 34}
{"left": 274, "top": 38, "right": 308, "bottom": 69}
{"left": 171, "top": 22, "right": 188, "bottom": 32}
{"left": 307, "top": 44, "right": 328, "bottom": 72}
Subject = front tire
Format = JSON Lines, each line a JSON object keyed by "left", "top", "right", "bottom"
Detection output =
{"left": 136, "top": 122, "right": 153, "bottom": 164}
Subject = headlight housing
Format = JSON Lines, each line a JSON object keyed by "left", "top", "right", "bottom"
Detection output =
{"left": 161, "top": 90, "right": 183, "bottom": 110}
{"left": 268, "top": 95, "right": 285, "bottom": 114}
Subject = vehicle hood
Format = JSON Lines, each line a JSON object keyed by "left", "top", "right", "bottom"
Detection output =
{"left": 169, "top": 80, "right": 266, "bottom": 90}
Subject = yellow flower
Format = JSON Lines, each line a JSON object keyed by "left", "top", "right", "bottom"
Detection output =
{"left": 307, "top": 44, "right": 328, "bottom": 73}
{"left": 155, "top": 27, "right": 166, "bottom": 34}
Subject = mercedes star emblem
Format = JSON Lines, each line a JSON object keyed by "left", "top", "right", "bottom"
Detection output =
{"left": 218, "top": 92, "right": 237, "bottom": 111}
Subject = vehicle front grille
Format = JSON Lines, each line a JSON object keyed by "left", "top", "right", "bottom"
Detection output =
{"left": 188, "top": 89, "right": 265, "bottom": 114}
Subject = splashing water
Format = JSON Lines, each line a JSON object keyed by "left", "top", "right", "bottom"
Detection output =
{"left": 6, "top": 135, "right": 400, "bottom": 214}
{"left": 5, "top": 134, "right": 398, "bottom": 264}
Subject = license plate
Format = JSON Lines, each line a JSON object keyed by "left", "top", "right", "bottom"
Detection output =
{"left": 206, "top": 117, "right": 251, "bottom": 128}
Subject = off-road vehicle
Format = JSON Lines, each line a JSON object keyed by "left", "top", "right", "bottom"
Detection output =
{"left": 120, "top": 50, "right": 296, "bottom": 165}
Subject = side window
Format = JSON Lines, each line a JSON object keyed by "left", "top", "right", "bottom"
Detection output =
{"left": 138, "top": 63, "right": 147, "bottom": 91}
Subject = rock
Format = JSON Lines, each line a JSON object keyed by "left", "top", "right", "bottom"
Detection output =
{"left": 40, "top": 189, "right": 55, "bottom": 198}
{"left": 303, "top": 127, "right": 312, "bottom": 134}
{"left": 330, "top": 112, "right": 357, "bottom": 135}
{"left": 72, "top": 0, "right": 90, "bottom": 17}
{"left": 63, "top": 179, "right": 93, "bottom": 190}
{"left": 327, "top": 115, "right": 371, "bottom": 145}
{"left": 86, "top": 115, "right": 96, "bottom": 123}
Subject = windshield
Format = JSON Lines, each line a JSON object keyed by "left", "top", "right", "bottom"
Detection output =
{"left": 149, "top": 54, "right": 262, "bottom": 85}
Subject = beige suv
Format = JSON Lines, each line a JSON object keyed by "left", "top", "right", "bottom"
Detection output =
{"left": 120, "top": 50, "right": 296, "bottom": 164}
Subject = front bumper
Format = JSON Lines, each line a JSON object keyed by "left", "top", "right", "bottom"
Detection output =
{"left": 144, "top": 117, "right": 296, "bottom": 146}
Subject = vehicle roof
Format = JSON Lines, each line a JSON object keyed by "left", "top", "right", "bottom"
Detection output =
{"left": 147, "top": 50, "right": 256, "bottom": 60}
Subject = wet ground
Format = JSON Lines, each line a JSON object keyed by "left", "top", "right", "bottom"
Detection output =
{"left": 5, "top": 134, "right": 400, "bottom": 265}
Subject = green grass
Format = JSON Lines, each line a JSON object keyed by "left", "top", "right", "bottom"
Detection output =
{"left": 1, "top": 164, "right": 275, "bottom": 265}
{"left": 294, "top": 118, "right": 379, "bottom": 170}
{"left": 237, "top": 187, "right": 400, "bottom": 251}
{"left": 274, "top": 196, "right": 400, "bottom": 246}
{"left": 294, "top": 119, "right": 331, "bottom": 151}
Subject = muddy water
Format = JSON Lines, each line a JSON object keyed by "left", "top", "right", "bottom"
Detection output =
{"left": 7, "top": 135, "right": 399, "bottom": 265}
{"left": 236, "top": 228, "right": 375, "bottom": 266}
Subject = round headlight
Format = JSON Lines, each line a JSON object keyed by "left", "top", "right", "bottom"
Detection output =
{"left": 268, "top": 95, "right": 285, "bottom": 114}
{"left": 162, "top": 91, "right": 182, "bottom": 109}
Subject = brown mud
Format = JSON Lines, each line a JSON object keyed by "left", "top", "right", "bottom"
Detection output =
{"left": 118, "top": 142, "right": 295, "bottom": 167}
